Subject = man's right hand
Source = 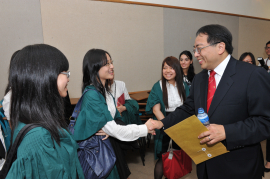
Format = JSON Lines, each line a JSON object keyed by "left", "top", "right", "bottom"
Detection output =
{"left": 147, "top": 118, "right": 164, "bottom": 130}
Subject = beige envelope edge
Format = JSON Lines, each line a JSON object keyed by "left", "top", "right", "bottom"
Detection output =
{"left": 164, "top": 115, "right": 229, "bottom": 165}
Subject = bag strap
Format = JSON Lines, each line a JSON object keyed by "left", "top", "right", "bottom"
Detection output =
{"left": 71, "top": 89, "right": 100, "bottom": 119}
{"left": 68, "top": 88, "right": 102, "bottom": 135}
{"left": 167, "top": 139, "right": 173, "bottom": 152}
{"left": 0, "top": 120, "right": 7, "bottom": 133}
{"left": 0, "top": 124, "right": 41, "bottom": 178}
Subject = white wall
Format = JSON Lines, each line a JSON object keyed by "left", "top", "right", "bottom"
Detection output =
{"left": 40, "top": 0, "right": 164, "bottom": 97}
{"left": 123, "top": 0, "right": 270, "bottom": 19}
{"left": 0, "top": 0, "right": 44, "bottom": 97}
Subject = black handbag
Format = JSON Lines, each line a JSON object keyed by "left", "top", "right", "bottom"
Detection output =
{"left": 68, "top": 89, "right": 116, "bottom": 179}
{"left": 0, "top": 124, "right": 42, "bottom": 178}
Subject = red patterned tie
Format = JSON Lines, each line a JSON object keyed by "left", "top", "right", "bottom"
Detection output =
{"left": 207, "top": 70, "right": 216, "bottom": 113}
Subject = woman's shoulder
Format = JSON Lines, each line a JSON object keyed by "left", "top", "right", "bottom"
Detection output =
{"left": 146, "top": 81, "right": 162, "bottom": 101}
{"left": 11, "top": 126, "right": 56, "bottom": 164}
{"left": 13, "top": 122, "right": 49, "bottom": 139}
{"left": 84, "top": 85, "right": 98, "bottom": 93}
{"left": 7, "top": 125, "right": 81, "bottom": 179}
{"left": 17, "top": 125, "right": 54, "bottom": 149}
{"left": 146, "top": 81, "right": 163, "bottom": 112}
{"left": 83, "top": 85, "right": 104, "bottom": 101}
{"left": 150, "top": 80, "right": 162, "bottom": 92}
{"left": 16, "top": 125, "right": 75, "bottom": 155}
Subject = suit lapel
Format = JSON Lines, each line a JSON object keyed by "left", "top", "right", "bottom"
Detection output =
{"left": 208, "top": 57, "right": 236, "bottom": 118}
{"left": 200, "top": 70, "right": 208, "bottom": 111}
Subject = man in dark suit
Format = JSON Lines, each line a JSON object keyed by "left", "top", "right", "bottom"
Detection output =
{"left": 150, "top": 24, "right": 270, "bottom": 179}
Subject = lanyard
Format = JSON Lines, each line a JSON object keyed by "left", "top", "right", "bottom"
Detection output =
{"left": 113, "top": 80, "right": 116, "bottom": 99}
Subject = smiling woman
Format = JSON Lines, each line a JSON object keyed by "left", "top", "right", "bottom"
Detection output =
{"left": 179, "top": 50, "right": 195, "bottom": 96}
{"left": 73, "top": 48, "right": 153, "bottom": 179}
{"left": 145, "top": 56, "right": 186, "bottom": 179}
{"left": 5, "top": 44, "right": 84, "bottom": 179}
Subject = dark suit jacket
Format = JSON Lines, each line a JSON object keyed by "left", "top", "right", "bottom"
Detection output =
{"left": 162, "top": 57, "right": 270, "bottom": 179}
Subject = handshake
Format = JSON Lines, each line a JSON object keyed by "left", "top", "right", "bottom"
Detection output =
{"left": 144, "top": 118, "right": 226, "bottom": 145}
{"left": 144, "top": 118, "right": 164, "bottom": 135}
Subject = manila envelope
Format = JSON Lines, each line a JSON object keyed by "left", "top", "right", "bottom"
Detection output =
{"left": 164, "top": 115, "right": 229, "bottom": 164}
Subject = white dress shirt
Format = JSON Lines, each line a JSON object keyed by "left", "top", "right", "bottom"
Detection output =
{"left": 101, "top": 91, "right": 148, "bottom": 141}
{"left": 208, "top": 54, "right": 231, "bottom": 88}
{"left": 159, "top": 80, "right": 183, "bottom": 112}
{"left": 110, "top": 80, "right": 131, "bottom": 104}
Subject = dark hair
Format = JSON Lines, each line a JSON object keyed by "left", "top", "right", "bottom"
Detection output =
{"left": 179, "top": 50, "right": 195, "bottom": 82}
{"left": 162, "top": 56, "right": 186, "bottom": 109}
{"left": 10, "top": 44, "right": 69, "bottom": 145}
{"left": 239, "top": 52, "right": 256, "bottom": 65}
{"left": 266, "top": 41, "right": 270, "bottom": 47}
{"left": 82, "top": 49, "right": 111, "bottom": 100}
{"left": 5, "top": 50, "right": 20, "bottom": 95}
{"left": 196, "top": 24, "right": 233, "bottom": 54}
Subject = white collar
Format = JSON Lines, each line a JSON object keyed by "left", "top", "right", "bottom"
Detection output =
{"left": 166, "top": 80, "right": 176, "bottom": 87}
{"left": 208, "top": 54, "right": 231, "bottom": 76}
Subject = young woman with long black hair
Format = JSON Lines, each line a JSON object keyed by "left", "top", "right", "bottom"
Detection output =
{"left": 179, "top": 50, "right": 195, "bottom": 96}
{"left": 72, "top": 48, "right": 154, "bottom": 179}
{"left": 146, "top": 56, "right": 186, "bottom": 179}
{"left": 6, "top": 44, "right": 84, "bottom": 179}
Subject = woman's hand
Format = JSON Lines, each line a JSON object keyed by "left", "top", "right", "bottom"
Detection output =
{"left": 116, "top": 102, "right": 126, "bottom": 114}
{"left": 95, "top": 129, "right": 109, "bottom": 140}
{"left": 145, "top": 118, "right": 156, "bottom": 135}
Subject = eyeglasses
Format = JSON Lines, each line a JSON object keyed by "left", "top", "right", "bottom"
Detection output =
{"left": 265, "top": 47, "right": 270, "bottom": 50}
{"left": 61, "top": 71, "right": 70, "bottom": 78}
{"left": 193, "top": 42, "right": 221, "bottom": 54}
{"left": 105, "top": 60, "right": 114, "bottom": 67}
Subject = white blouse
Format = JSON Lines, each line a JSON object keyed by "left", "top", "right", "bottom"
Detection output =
{"left": 101, "top": 91, "right": 147, "bottom": 141}
{"left": 105, "top": 91, "right": 117, "bottom": 118}
{"left": 110, "top": 80, "right": 131, "bottom": 104}
{"left": 159, "top": 80, "right": 183, "bottom": 112}
{"left": 2, "top": 90, "right": 11, "bottom": 121}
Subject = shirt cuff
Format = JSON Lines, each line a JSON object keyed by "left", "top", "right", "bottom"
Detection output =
{"left": 140, "top": 125, "right": 148, "bottom": 137}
